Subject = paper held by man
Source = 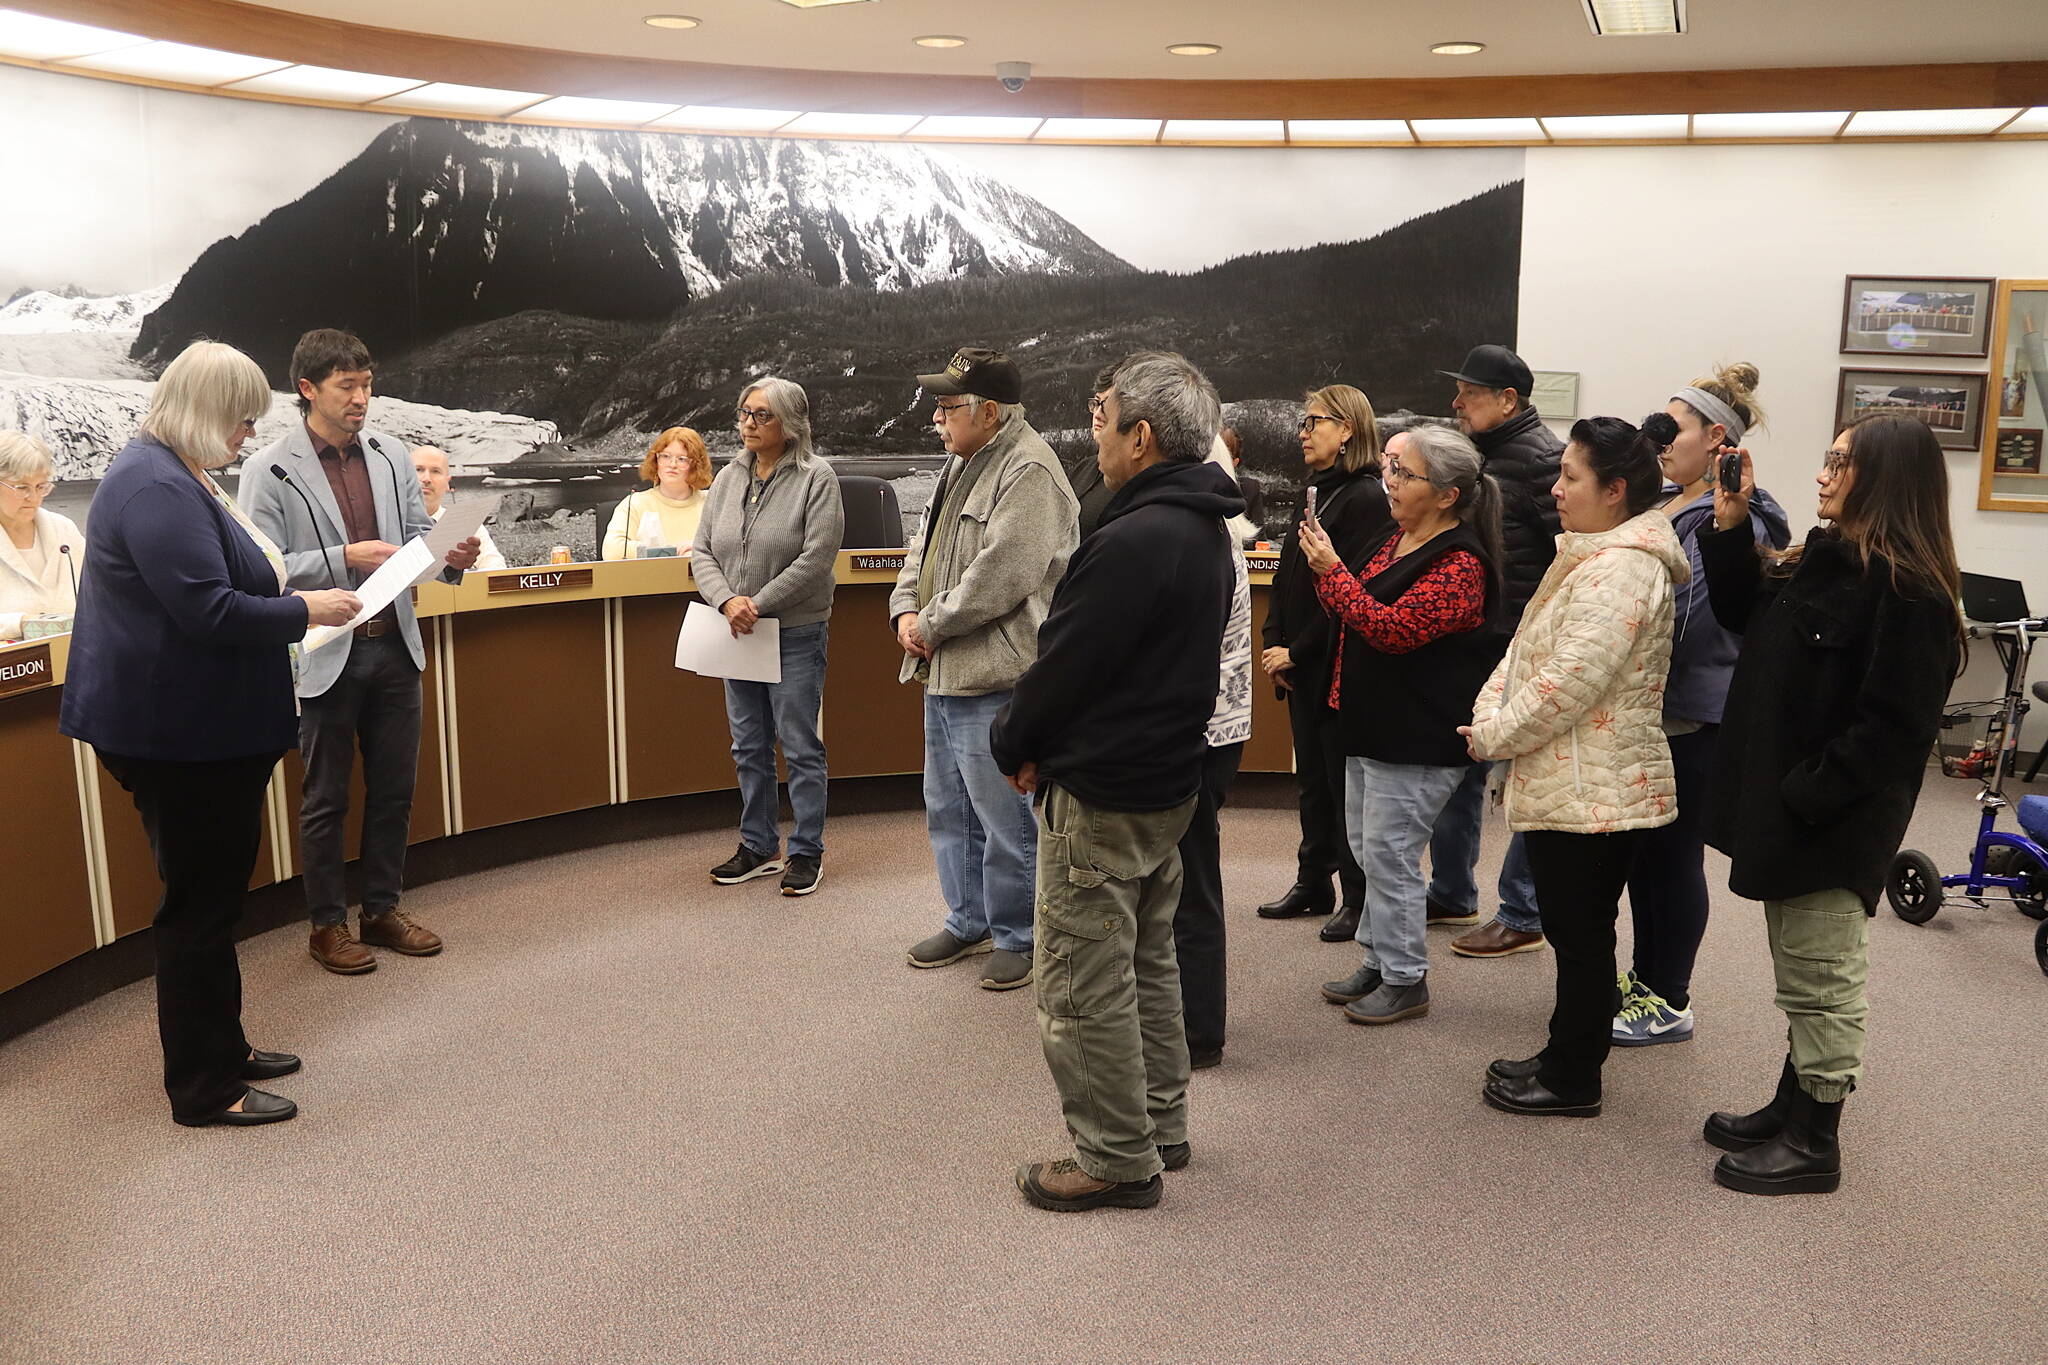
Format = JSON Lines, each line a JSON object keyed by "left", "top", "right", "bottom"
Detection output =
{"left": 302, "top": 539, "right": 436, "bottom": 652}
{"left": 675, "top": 600, "right": 781, "bottom": 683}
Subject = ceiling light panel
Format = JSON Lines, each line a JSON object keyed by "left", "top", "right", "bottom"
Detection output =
{"left": 913, "top": 35, "right": 967, "bottom": 48}
{"left": 1167, "top": 44, "right": 1222, "bottom": 57}
{"left": 1431, "top": 42, "right": 1485, "bottom": 56}
{"left": 1543, "top": 113, "right": 1689, "bottom": 140}
{"left": 63, "top": 40, "right": 289, "bottom": 86}
{"left": 2004, "top": 108, "right": 2048, "bottom": 134}
{"left": 1843, "top": 108, "right": 2023, "bottom": 136}
{"left": 910, "top": 116, "right": 1042, "bottom": 139}
{"left": 517, "top": 95, "right": 680, "bottom": 125}
{"left": 774, "top": 0, "right": 875, "bottom": 7}
{"left": 0, "top": 7, "right": 142, "bottom": 60}
{"left": 372, "top": 82, "right": 547, "bottom": 116}
{"left": 1036, "top": 118, "right": 1162, "bottom": 142}
{"left": 1162, "top": 120, "right": 1284, "bottom": 143}
{"left": 642, "top": 14, "right": 700, "bottom": 28}
{"left": 226, "top": 65, "right": 426, "bottom": 102}
{"left": 1288, "top": 120, "right": 1414, "bottom": 143}
{"left": 650, "top": 105, "right": 800, "bottom": 132}
{"left": 1692, "top": 110, "right": 1848, "bottom": 138}
{"left": 1412, "top": 117, "right": 1547, "bottom": 142}
{"left": 1582, "top": 0, "right": 1686, "bottom": 35}
{"left": 782, "top": 111, "right": 922, "bottom": 137}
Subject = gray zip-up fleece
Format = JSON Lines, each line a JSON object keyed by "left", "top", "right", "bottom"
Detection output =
{"left": 690, "top": 454, "right": 845, "bottom": 627}
{"left": 888, "top": 413, "right": 1078, "bottom": 696}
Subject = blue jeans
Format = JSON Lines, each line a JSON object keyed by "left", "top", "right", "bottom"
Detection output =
{"left": 925, "top": 691, "right": 1037, "bottom": 953}
{"left": 723, "top": 621, "right": 829, "bottom": 860}
{"left": 1427, "top": 760, "right": 1543, "bottom": 934}
{"left": 1347, "top": 758, "right": 1467, "bottom": 985}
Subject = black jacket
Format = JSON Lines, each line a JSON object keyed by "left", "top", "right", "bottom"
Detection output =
{"left": 992, "top": 459, "right": 1244, "bottom": 811}
{"left": 1062, "top": 448, "right": 1114, "bottom": 542}
{"left": 1336, "top": 522, "right": 1506, "bottom": 767}
{"left": 1700, "top": 522, "right": 1960, "bottom": 912}
{"left": 1472, "top": 406, "right": 1563, "bottom": 621}
{"left": 1260, "top": 464, "right": 1392, "bottom": 700}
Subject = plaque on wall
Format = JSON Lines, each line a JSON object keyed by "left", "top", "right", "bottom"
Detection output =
{"left": 486, "top": 567, "right": 596, "bottom": 594}
{"left": 0, "top": 643, "right": 54, "bottom": 699}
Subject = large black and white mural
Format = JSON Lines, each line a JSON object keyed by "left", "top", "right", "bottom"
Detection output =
{"left": 0, "top": 63, "right": 1524, "bottom": 552}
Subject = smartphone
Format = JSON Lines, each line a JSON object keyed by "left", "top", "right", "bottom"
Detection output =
{"left": 1717, "top": 447, "right": 1743, "bottom": 493}
{"left": 1303, "top": 485, "right": 1319, "bottom": 527}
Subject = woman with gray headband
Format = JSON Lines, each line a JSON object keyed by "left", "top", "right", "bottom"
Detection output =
{"left": 1612, "top": 363, "right": 1790, "bottom": 1049}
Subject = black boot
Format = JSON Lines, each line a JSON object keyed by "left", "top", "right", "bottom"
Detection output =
{"left": 1257, "top": 883, "right": 1334, "bottom": 920}
{"left": 1703, "top": 1055, "right": 1799, "bottom": 1152}
{"left": 1712, "top": 1087, "right": 1842, "bottom": 1196}
{"left": 1319, "top": 904, "right": 1363, "bottom": 943}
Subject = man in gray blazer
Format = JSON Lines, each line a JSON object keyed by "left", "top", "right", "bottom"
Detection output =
{"left": 240, "top": 329, "right": 478, "bottom": 975}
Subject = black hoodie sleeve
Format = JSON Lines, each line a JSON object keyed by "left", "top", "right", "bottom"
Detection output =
{"left": 990, "top": 529, "right": 1165, "bottom": 776}
{"left": 1697, "top": 519, "right": 1771, "bottom": 634}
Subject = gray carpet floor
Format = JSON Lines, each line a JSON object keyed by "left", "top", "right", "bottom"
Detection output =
{"left": 2, "top": 775, "right": 2044, "bottom": 1364}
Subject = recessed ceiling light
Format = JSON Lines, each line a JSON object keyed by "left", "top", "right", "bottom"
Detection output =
{"left": 1691, "top": 110, "right": 1849, "bottom": 138}
{"left": 643, "top": 14, "right": 700, "bottom": 29}
{"left": 370, "top": 82, "right": 548, "bottom": 116}
{"left": 1167, "top": 43, "right": 1221, "bottom": 57}
{"left": 1843, "top": 107, "right": 2024, "bottom": 137}
{"left": 913, "top": 35, "right": 967, "bottom": 48}
{"left": 518, "top": 96, "right": 682, "bottom": 125}
{"left": 2003, "top": 108, "right": 2048, "bottom": 134}
{"left": 1288, "top": 120, "right": 1415, "bottom": 143}
{"left": 1542, "top": 113, "right": 1688, "bottom": 139}
{"left": 649, "top": 105, "right": 801, "bottom": 132}
{"left": 1163, "top": 120, "right": 1284, "bottom": 143}
{"left": 911, "top": 116, "right": 1042, "bottom": 138}
{"left": 0, "top": 8, "right": 143, "bottom": 61}
{"left": 1411, "top": 117, "right": 1548, "bottom": 142}
{"left": 782, "top": 111, "right": 923, "bottom": 137}
{"left": 1581, "top": 0, "right": 1685, "bottom": 36}
{"left": 63, "top": 40, "right": 290, "bottom": 86}
{"left": 1431, "top": 42, "right": 1485, "bottom": 56}
{"left": 227, "top": 65, "right": 427, "bottom": 102}
{"left": 1036, "top": 118, "right": 1163, "bottom": 142}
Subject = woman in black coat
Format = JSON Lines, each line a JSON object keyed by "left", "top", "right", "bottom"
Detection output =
{"left": 1255, "top": 385, "right": 1392, "bottom": 941}
{"left": 60, "top": 342, "right": 360, "bottom": 1128}
{"left": 1696, "top": 414, "right": 1961, "bottom": 1195}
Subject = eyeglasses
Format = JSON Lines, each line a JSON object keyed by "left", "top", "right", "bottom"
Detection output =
{"left": 1381, "top": 462, "right": 1423, "bottom": 489}
{"left": 1299, "top": 414, "right": 1343, "bottom": 435}
{"left": 1087, "top": 396, "right": 1109, "bottom": 418}
{"left": 735, "top": 406, "right": 778, "bottom": 426}
{"left": 932, "top": 401, "right": 972, "bottom": 418}
{"left": 655, "top": 452, "right": 694, "bottom": 465}
{"left": 1820, "top": 452, "right": 1852, "bottom": 478}
{"left": 1, "top": 480, "right": 55, "bottom": 497}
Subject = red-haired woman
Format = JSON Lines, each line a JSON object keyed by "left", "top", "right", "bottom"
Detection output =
{"left": 603, "top": 426, "right": 711, "bottom": 559}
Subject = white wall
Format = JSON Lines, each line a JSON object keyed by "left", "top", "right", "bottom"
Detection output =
{"left": 1521, "top": 142, "right": 2048, "bottom": 757}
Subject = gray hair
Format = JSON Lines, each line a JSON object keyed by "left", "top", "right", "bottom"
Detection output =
{"left": 1399, "top": 424, "right": 1505, "bottom": 578}
{"left": 1109, "top": 351, "right": 1221, "bottom": 465}
{"left": 0, "top": 430, "right": 55, "bottom": 485}
{"left": 960, "top": 394, "right": 1024, "bottom": 426}
{"left": 144, "top": 341, "right": 271, "bottom": 469}
{"left": 739, "top": 375, "right": 815, "bottom": 462}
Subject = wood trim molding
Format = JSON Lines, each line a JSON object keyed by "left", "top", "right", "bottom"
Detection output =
{"left": 17, "top": 0, "right": 2048, "bottom": 120}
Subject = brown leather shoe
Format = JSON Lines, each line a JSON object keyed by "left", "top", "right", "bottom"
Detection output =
{"left": 310, "top": 924, "right": 375, "bottom": 974}
{"left": 359, "top": 910, "right": 443, "bottom": 956}
{"left": 1015, "top": 1157, "right": 1161, "bottom": 1211}
{"left": 1450, "top": 917, "right": 1547, "bottom": 959}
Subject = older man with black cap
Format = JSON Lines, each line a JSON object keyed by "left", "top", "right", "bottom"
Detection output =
{"left": 894, "top": 347, "right": 1079, "bottom": 992}
{"left": 1431, "top": 343, "right": 1563, "bottom": 960}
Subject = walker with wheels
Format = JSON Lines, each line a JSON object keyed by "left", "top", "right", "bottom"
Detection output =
{"left": 1885, "top": 612, "right": 2048, "bottom": 977}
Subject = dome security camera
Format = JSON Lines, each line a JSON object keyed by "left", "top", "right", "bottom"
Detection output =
{"left": 996, "top": 61, "right": 1031, "bottom": 94}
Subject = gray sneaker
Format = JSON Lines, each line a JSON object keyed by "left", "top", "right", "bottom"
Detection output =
{"left": 906, "top": 929, "right": 994, "bottom": 968}
{"left": 980, "top": 948, "right": 1034, "bottom": 991}
{"left": 1320, "top": 963, "right": 1383, "bottom": 1005}
{"left": 1344, "top": 977, "right": 1430, "bottom": 1024}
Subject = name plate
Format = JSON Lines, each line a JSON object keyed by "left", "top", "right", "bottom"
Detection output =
{"left": 1245, "top": 553, "right": 1280, "bottom": 572}
{"left": 0, "top": 642, "right": 54, "bottom": 698}
{"left": 487, "top": 567, "right": 595, "bottom": 595}
{"left": 852, "top": 553, "right": 907, "bottom": 571}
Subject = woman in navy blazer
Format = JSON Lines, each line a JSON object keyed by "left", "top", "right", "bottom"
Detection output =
{"left": 60, "top": 342, "right": 359, "bottom": 1128}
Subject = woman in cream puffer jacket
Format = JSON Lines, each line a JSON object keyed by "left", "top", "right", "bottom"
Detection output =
{"left": 1465, "top": 417, "right": 1687, "bottom": 1120}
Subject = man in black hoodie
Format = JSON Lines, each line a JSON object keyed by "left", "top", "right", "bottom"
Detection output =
{"left": 992, "top": 351, "right": 1243, "bottom": 1212}
{"left": 1432, "top": 344, "right": 1562, "bottom": 961}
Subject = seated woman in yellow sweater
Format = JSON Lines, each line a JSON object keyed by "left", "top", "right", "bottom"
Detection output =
{"left": 603, "top": 427, "right": 711, "bottom": 559}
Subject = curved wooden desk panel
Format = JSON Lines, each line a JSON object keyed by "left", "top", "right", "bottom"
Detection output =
{"left": 0, "top": 555, "right": 1285, "bottom": 1004}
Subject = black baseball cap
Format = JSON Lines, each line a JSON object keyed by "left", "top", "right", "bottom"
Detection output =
{"left": 1438, "top": 344, "right": 1534, "bottom": 396}
{"left": 918, "top": 347, "right": 1024, "bottom": 404}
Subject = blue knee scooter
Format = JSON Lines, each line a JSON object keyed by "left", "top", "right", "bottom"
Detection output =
{"left": 1886, "top": 611, "right": 2048, "bottom": 977}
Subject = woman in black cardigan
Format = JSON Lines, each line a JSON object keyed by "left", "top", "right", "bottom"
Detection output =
{"left": 1255, "top": 385, "right": 1392, "bottom": 942}
{"left": 1697, "top": 414, "right": 1961, "bottom": 1195}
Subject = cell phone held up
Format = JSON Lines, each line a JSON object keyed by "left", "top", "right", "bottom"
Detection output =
{"left": 1302, "top": 484, "right": 1319, "bottom": 528}
{"left": 1717, "top": 446, "right": 1743, "bottom": 494}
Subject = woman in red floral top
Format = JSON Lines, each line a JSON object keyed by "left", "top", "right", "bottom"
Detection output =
{"left": 1297, "top": 425, "right": 1506, "bottom": 1026}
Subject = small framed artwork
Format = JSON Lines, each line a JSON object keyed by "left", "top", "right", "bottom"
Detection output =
{"left": 1841, "top": 276, "right": 1996, "bottom": 358}
{"left": 2000, "top": 372, "right": 2028, "bottom": 418}
{"left": 1994, "top": 429, "right": 2044, "bottom": 475}
{"left": 1531, "top": 370, "right": 1580, "bottom": 419}
{"left": 1834, "top": 368, "right": 1988, "bottom": 452}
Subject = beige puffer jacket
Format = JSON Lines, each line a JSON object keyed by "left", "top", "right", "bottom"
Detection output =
{"left": 1469, "top": 510, "right": 1689, "bottom": 834}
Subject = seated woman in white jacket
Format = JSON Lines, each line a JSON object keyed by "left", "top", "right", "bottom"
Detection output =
{"left": 1460, "top": 416, "right": 1687, "bottom": 1118}
{"left": 0, "top": 432, "right": 84, "bottom": 641}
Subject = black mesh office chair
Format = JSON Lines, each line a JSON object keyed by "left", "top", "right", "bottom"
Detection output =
{"left": 837, "top": 474, "right": 904, "bottom": 549}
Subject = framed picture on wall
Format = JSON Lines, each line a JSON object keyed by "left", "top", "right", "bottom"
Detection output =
{"left": 1531, "top": 371, "right": 1579, "bottom": 419}
{"left": 1993, "top": 429, "right": 2044, "bottom": 476}
{"left": 1834, "top": 368, "right": 1987, "bottom": 451}
{"left": 1840, "top": 276, "right": 1996, "bottom": 358}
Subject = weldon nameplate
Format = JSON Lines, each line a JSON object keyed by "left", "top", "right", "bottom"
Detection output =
{"left": 0, "top": 643, "right": 54, "bottom": 699}
{"left": 486, "top": 568, "right": 596, "bottom": 595}
{"left": 852, "top": 553, "right": 907, "bottom": 571}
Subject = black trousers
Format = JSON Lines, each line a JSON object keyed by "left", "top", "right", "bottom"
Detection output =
{"left": 1524, "top": 827, "right": 1647, "bottom": 1098}
{"left": 99, "top": 749, "right": 282, "bottom": 1122}
{"left": 1285, "top": 683, "right": 1364, "bottom": 909}
{"left": 1624, "top": 725, "right": 1718, "bottom": 1006}
{"left": 299, "top": 633, "right": 423, "bottom": 926}
{"left": 1173, "top": 742, "right": 1244, "bottom": 1056}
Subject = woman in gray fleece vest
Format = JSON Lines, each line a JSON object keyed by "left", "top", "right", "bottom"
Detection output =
{"left": 690, "top": 377, "right": 846, "bottom": 897}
